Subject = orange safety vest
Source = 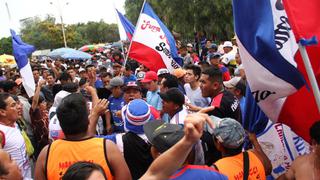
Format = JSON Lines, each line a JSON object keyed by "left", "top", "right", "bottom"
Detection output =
{"left": 46, "top": 137, "right": 113, "bottom": 180}
{"left": 214, "top": 151, "right": 266, "bottom": 180}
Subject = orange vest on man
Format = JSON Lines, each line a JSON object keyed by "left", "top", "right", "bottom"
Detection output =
{"left": 46, "top": 137, "right": 113, "bottom": 180}
{"left": 215, "top": 151, "right": 266, "bottom": 180}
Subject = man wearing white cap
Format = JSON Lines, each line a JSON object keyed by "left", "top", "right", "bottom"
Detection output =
{"left": 221, "top": 41, "right": 237, "bottom": 68}
{"left": 223, "top": 77, "right": 246, "bottom": 119}
{"left": 186, "top": 43, "right": 193, "bottom": 53}
{"left": 157, "top": 68, "right": 169, "bottom": 84}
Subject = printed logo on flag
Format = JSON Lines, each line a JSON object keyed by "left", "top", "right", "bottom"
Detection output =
{"left": 129, "top": 2, "right": 181, "bottom": 72}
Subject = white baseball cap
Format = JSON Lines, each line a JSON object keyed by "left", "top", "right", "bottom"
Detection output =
{"left": 223, "top": 41, "right": 233, "bottom": 48}
{"left": 223, "top": 77, "right": 242, "bottom": 88}
{"left": 157, "top": 68, "right": 169, "bottom": 76}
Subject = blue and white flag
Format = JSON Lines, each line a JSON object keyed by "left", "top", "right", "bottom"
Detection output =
{"left": 232, "top": 0, "right": 319, "bottom": 141}
{"left": 116, "top": 9, "right": 135, "bottom": 41}
{"left": 244, "top": 85, "right": 310, "bottom": 178}
{"left": 11, "top": 29, "right": 36, "bottom": 97}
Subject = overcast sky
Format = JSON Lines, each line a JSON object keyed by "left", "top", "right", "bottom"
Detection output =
{"left": 0, "top": 0, "right": 126, "bottom": 38}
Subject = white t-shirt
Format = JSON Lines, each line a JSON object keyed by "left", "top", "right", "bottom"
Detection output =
{"left": 115, "top": 133, "right": 148, "bottom": 153}
{"left": 0, "top": 124, "right": 31, "bottom": 178}
{"left": 169, "top": 107, "right": 189, "bottom": 125}
{"left": 184, "top": 84, "right": 210, "bottom": 108}
{"left": 234, "top": 64, "right": 244, "bottom": 76}
{"left": 222, "top": 51, "right": 236, "bottom": 65}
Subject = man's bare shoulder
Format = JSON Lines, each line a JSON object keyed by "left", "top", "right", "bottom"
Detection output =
{"left": 287, "top": 153, "right": 315, "bottom": 180}
{"left": 293, "top": 153, "right": 313, "bottom": 163}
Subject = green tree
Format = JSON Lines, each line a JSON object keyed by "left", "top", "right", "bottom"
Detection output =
{"left": 20, "top": 15, "right": 65, "bottom": 49}
{"left": 124, "top": 0, "right": 234, "bottom": 42}
{"left": 19, "top": 15, "right": 120, "bottom": 50}
{"left": 79, "top": 20, "right": 120, "bottom": 44}
{"left": 0, "top": 37, "right": 12, "bottom": 55}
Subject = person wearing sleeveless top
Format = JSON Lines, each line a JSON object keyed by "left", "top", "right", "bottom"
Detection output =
{"left": 35, "top": 93, "right": 131, "bottom": 180}
{"left": 208, "top": 116, "right": 272, "bottom": 180}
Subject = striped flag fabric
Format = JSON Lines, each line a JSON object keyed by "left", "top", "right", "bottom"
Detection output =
{"left": 232, "top": 0, "right": 319, "bottom": 142}
{"left": 116, "top": 9, "right": 135, "bottom": 41}
{"left": 128, "top": 2, "right": 182, "bottom": 72}
{"left": 10, "top": 29, "right": 36, "bottom": 97}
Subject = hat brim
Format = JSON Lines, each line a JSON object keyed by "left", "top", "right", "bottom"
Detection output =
{"left": 205, "top": 116, "right": 223, "bottom": 135}
{"left": 106, "top": 85, "right": 114, "bottom": 90}
{"left": 144, "top": 121, "right": 185, "bottom": 153}
{"left": 123, "top": 86, "right": 141, "bottom": 92}
{"left": 112, "top": 64, "right": 122, "bottom": 68}
{"left": 223, "top": 81, "right": 235, "bottom": 88}
{"left": 143, "top": 120, "right": 166, "bottom": 143}
{"left": 140, "top": 78, "right": 153, "bottom": 83}
{"left": 125, "top": 110, "right": 155, "bottom": 134}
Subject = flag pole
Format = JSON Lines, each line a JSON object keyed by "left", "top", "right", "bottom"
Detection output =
{"left": 298, "top": 38, "right": 320, "bottom": 112}
{"left": 5, "top": 2, "right": 12, "bottom": 23}
{"left": 123, "top": 0, "right": 147, "bottom": 67}
{"left": 113, "top": 2, "right": 126, "bottom": 60}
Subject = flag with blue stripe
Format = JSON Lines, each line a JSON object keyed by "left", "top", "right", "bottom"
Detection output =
{"left": 116, "top": 9, "right": 135, "bottom": 41}
{"left": 11, "top": 29, "right": 36, "bottom": 97}
{"left": 232, "top": 0, "right": 320, "bottom": 143}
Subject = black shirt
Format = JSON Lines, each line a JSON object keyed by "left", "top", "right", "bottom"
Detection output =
{"left": 123, "top": 132, "right": 153, "bottom": 180}
{"left": 201, "top": 90, "right": 242, "bottom": 166}
{"left": 207, "top": 90, "right": 242, "bottom": 123}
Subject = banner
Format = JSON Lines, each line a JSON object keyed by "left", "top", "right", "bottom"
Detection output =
{"left": 257, "top": 121, "right": 309, "bottom": 178}
{"left": 244, "top": 86, "right": 310, "bottom": 178}
{"left": 128, "top": 2, "right": 182, "bottom": 72}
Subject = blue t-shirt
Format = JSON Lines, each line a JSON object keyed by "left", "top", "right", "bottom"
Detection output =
{"left": 170, "top": 165, "right": 227, "bottom": 180}
{"left": 239, "top": 96, "right": 246, "bottom": 120}
{"left": 123, "top": 74, "right": 137, "bottom": 84}
{"left": 95, "top": 79, "right": 104, "bottom": 88}
{"left": 146, "top": 89, "right": 162, "bottom": 111}
{"left": 99, "top": 134, "right": 117, "bottom": 143}
{"left": 108, "top": 95, "right": 125, "bottom": 132}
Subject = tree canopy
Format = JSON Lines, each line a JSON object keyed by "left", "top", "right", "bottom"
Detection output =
{"left": 19, "top": 15, "right": 120, "bottom": 50}
{"left": 0, "top": 37, "right": 12, "bottom": 55}
{"left": 124, "top": 0, "right": 234, "bottom": 42}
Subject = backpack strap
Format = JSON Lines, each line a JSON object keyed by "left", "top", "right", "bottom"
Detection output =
{"left": 211, "top": 164, "right": 219, "bottom": 171}
{"left": 243, "top": 151, "right": 250, "bottom": 180}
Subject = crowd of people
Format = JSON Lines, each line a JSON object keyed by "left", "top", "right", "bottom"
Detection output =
{"left": 0, "top": 38, "right": 319, "bottom": 180}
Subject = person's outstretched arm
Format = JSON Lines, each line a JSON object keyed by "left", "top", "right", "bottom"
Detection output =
{"left": 31, "top": 80, "right": 46, "bottom": 111}
{"left": 141, "top": 113, "right": 214, "bottom": 180}
{"left": 248, "top": 133, "right": 272, "bottom": 176}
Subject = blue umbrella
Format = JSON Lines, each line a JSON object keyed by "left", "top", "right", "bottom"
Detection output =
{"left": 61, "top": 51, "right": 92, "bottom": 60}
{"left": 48, "top": 47, "right": 91, "bottom": 60}
{"left": 48, "top": 48, "right": 75, "bottom": 58}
